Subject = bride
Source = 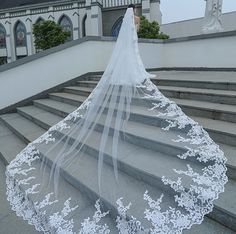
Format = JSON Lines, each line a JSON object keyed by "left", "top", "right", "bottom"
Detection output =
{"left": 6, "top": 6, "right": 227, "bottom": 234}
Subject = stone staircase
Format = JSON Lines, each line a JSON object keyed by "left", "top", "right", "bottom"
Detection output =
{"left": 0, "top": 70, "right": 236, "bottom": 233}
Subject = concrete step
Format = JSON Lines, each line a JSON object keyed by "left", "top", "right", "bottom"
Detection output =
{"left": 193, "top": 116, "right": 236, "bottom": 147}
{"left": 96, "top": 111, "right": 236, "bottom": 179}
{"left": 39, "top": 140, "right": 170, "bottom": 229}
{"left": 0, "top": 123, "right": 27, "bottom": 165}
{"left": 18, "top": 144, "right": 117, "bottom": 233}
{"left": 34, "top": 99, "right": 76, "bottom": 118}
{"left": 42, "top": 90, "right": 236, "bottom": 150}
{"left": 159, "top": 86, "right": 236, "bottom": 105}
{"left": 64, "top": 86, "right": 91, "bottom": 97}
{"left": 173, "top": 98, "right": 236, "bottom": 124}
{"left": 152, "top": 70, "right": 236, "bottom": 91}
{"left": 0, "top": 113, "right": 45, "bottom": 144}
{"left": 183, "top": 217, "right": 235, "bottom": 234}
{"left": 12, "top": 102, "right": 236, "bottom": 231}
{"left": 31, "top": 94, "right": 236, "bottom": 180}
{"left": 1, "top": 108, "right": 234, "bottom": 233}
{"left": 152, "top": 78, "right": 236, "bottom": 91}
{"left": 17, "top": 106, "right": 63, "bottom": 130}
{"left": 77, "top": 80, "right": 98, "bottom": 88}
{"left": 1, "top": 111, "right": 233, "bottom": 233}
{"left": 218, "top": 143, "right": 236, "bottom": 180}
{"left": 78, "top": 76, "right": 236, "bottom": 92}
{"left": 49, "top": 92, "right": 86, "bottom": 106}
{"left": 76, "top": 80, "right": 236, "bottom": 105}
{"left": 0, "top": 114, "right": 117, "bottom": 233}
{"left": 39, "top": 127, "right": 236, "bottom": 232}
{"left": 58, "top": 116, "right": 236, "bottom": 231}
{"left": 63, "top": 85, "right": 236, "bottom": 124}
{"left": 1, "top": 72, "right": 236, "bottom": 232}
{"left": 83, "top": 74, "right": 101, "bottom": 81}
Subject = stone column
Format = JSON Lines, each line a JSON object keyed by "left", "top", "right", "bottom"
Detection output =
{"left": 90, "top": 0, "right": 103, "bottom": 36}
{"left": 72, "top": 2, "right": 80, "bottom": 39}
{"left": 25, "top": 11, "right": 34, "bottom": 56}
{"left": 150, "top": 0, "right": 162, "bottom": 24}
{"left": 142, "top": 0, "right": 151, "bottom": 21}
{"left": 5, "top": 15, "right": 16, "bottom": 62}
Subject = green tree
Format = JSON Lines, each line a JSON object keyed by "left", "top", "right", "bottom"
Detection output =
{"left": 138, "top": 16, "right": 169, "bottom": 39}
{"left": 33, "top": 20, "right": 70, "bottom": 50}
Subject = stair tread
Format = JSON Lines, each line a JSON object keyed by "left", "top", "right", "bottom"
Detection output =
{"left": 40, "top": 140, "right": 236, "bottom": 232}
{"left": 35, "top": 110, "right": 236, "bottom": 220}
{"left": 30, "top": 93, "right": 236, "bottom": 172}
{"left": 59, "top": 86, "right": 236, "bottom": 114}
{"left": 39, "top": 141, "right": 167, "bottom": 226}
{"left": 50, "top": 92, "right": 87, "bottom": 103}
{"left": 193, "top": 116, "right": 236, "bottom": 136}
{"left": 173, "top": 98, "right": 236, "bottom": 114}
{"left": 153, "top": 76, "right": 236, "bottom": 84}
{"left": 77, "top": 80, "right": 236, "bottom": 96}
{"left": 0, "top": 123, "right": 26, "bottom": 164}
{"left": 218, "top": 143, "right": 236, "bottom": 170}
{"left": 1, "top": 107, "right": 236, "bottom": 227}
{"left": 15, "top": 146, "right": 116, "bottom": 232}
{"left": 34, "top": 99, "right": 76, "bottom": 114}
{"left": 66, "top": 86, "right": 92, "bottom": 92}
{"left": 152, "top": 71, "right": 236, "bottom": 83}
{"left": 1, "top": 72, "right": 236, "bottom": 231}
{"left": 158, "top": 85, "right": 236, "bottom": 96}
{"left": 183, "top": 217, "right": 235, "bottom": 234}
{"left": 0, "top": 113, "right": 45, "bottom": 143}
{"left": 77, "top": 80, "right": 98, "bottom": 84}
{"left": 17, "top": 105, "right": 63, "bottom": 128}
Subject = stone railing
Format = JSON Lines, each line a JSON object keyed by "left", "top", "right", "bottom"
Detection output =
{"left": 102, "top": 0, "right": 141, "bottom": 8}
{"left": 53, "top": 4, "right": 73, "bottom": 11}
{"left": 0, "top": 36, "right": 161, "bottom": 111}
{"left": 1, "top": 31, "right": 236, "bottom": 112}
{"left": 0, "top": 0, "right": 85, "bottom": 19}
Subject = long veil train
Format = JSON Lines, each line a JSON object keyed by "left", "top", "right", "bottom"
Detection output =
{"left": 6, "top": 8, "right": 227, "bottom": 233}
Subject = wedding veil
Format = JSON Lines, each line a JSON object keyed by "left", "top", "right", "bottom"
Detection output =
{"left": 6, "top": 8, "right": 227, "bottom": 233}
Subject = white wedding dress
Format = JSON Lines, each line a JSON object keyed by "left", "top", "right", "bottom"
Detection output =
{"left": 6, "top": 8, "right": 227, "bottom": 233}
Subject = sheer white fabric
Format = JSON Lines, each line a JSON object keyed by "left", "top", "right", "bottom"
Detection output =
{"left": 6, "top": 8, "right": 227, "bottom": 234}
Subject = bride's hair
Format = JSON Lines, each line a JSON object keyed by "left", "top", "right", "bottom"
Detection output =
{"left": 128, "top": 4, "right": 135, "bottom": 9}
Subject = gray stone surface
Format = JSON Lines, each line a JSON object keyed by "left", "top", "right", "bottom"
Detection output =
{"left": 1, "top": 70, "right": 236, "bottom": 232}
{"left": 49, "top": 92, "right": 86, "bottom": 106}
{"left": 0, "top": 123, "right": 26, "bottom": 164}
{"left": 0, "top": 113, "right": 46, "bottom": 144}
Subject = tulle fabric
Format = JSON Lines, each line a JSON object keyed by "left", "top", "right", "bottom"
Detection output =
{"left": 6, "top": 8, "right": 227, "bottom": 234}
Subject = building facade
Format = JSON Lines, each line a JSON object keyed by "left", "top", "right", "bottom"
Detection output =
{"left": 0, "top": 0, "right": 161, "bottom": 65}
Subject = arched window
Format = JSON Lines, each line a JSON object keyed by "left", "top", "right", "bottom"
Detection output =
{"left": 35, "top": 17, "right": 44, "bottom": 24}
{"left": 0, "top": 23, "right": 6, "bottom": 48}
{"left": 58, "top": 15, "right": 73, "bottom": 41}
{"left": 111, "top": 17, "right": 123, "bottom": 37}
{"left": 14, "top": 21, "right": 27, "bottom": 47}
{"left": 82, "top": 14, "right": 87, "bottom": 37}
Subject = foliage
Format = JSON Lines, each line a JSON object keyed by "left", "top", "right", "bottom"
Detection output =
{"left": 138, "top": 16, "right": 169, "bottom": 39}
{"left": 33, "top": 20, "right": 70, "bottom": 50}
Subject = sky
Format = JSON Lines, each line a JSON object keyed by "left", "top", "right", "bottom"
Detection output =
{"left": 161, "top": 0, "right": 236, "bottom": 24}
